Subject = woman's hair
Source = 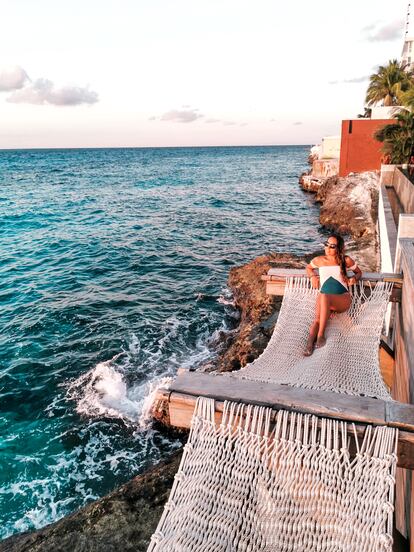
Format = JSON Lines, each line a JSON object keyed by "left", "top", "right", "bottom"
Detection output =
{"left": 329, "top": 233, "right": 347, "bottom": 279}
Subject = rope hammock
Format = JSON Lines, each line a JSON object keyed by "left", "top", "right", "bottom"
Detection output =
{"left": 148, "top": 277, "right": 397, "bottom": 551}
{"left": 232, "top": 277, "right": 393, "bottom": 401}
{"left": 148, "top": 398, "right": 398, "bottom": 552}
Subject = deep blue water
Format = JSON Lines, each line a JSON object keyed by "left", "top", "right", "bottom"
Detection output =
{"left": 0, "top": 146, "right": 325, "bottom": 539}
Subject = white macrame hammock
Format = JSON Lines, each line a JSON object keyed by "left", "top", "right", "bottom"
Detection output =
{"left": 233, "top": 277, "right": 393, "bottom": 401}
{"left": 148, "top": 277, "right": 397, "bottom": 551}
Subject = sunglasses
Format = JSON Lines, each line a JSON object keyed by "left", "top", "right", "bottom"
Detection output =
{"left": 324, "top": 242, "right": 338, "bottom": 249}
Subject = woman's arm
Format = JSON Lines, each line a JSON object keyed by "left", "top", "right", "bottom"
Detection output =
{"left": 306, "top": 258, "right": 320, "bottom": 289}
{"left": 345, "top": 256, "right": 362, "bottom": 284}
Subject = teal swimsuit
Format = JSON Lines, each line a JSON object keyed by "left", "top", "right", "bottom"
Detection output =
{"left": 311, "top": 263, "right": 353, "bottom": 295}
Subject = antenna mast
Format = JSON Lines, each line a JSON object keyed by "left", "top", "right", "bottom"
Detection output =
{"left": 405, "top": 3, "right": 411, "bottom": 36}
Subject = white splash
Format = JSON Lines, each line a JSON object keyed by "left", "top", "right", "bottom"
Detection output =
{"left": 217, "top": 286, "right": 235, "bottom": 307}
{"left": 67, "top": 357, "right": 141, "bottom": 423}
{"left": 67, "top": 355, "right": 175, "bottom": 427}
{"left": 138, "top": 376, "right": 173, "bottom": 429}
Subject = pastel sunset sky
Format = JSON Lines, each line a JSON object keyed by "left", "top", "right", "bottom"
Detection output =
{"left": 0, "top": 0, "right": 410, "bottom": 149}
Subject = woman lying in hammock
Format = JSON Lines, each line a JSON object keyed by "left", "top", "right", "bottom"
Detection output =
{"left": 304, "top": 233, "right": 362, "bottom": 356}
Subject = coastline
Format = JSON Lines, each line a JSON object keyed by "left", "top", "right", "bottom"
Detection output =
{"left": 1, "top": 167, "right": 382, "bottom": 552}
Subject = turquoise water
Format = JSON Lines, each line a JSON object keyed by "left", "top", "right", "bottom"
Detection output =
{"left": 0, "top": 146, "right": 325, "bottom": 539}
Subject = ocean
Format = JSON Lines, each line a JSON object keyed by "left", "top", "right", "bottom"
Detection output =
{"left": 0, "top": 145, "right": 326, "bottom": 539}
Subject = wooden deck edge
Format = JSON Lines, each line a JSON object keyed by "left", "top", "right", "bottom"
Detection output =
{"left": 261, "top": 270, "right": 402, "bottom": 301}
{"left": 155, "top": 388, "right": 414, "bottom": 469}
{"left": 154, "top": 371, "right": 414, "bottom": 469}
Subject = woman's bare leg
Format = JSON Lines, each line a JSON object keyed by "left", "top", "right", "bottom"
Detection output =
{"left": 316, "top": 294, "right": 330, "bottom": 346}
{"left": 304, "top": 296, "right": 320, "bottom": 356}
{"left": 316, "top": 293, "right": 351, "bottom": 347}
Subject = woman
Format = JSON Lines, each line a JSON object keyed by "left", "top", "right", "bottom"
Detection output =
{"left": 304, "top": 233, "right": 362, "bottom": 356}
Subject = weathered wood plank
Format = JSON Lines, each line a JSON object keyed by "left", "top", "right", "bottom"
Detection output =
{"left": 159, "top": 387, "right": 414, "bottom": 469}
{"left": 262, "top": 270, "right": 402, "bottom": 302}
{"left": 395, "top": 432, "right": 414, "bottom": 470}
{"left": 170, "top": 371, "right": 386, "bottom": 425}
{"left": 386, "top": 401, "right": 414, "bottom": 431}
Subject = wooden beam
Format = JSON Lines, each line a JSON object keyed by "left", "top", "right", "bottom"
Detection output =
{"left": 170, "top": 372, "right": 387, "bottom": 425}
{"left": 156, "top": 371, "right": 414, "bottom": 470}
{"left": 261, "top": 269, "right": 403, "bottom": 302}
{"left": 265, "top": 268, "right": 403, "bottom": 284}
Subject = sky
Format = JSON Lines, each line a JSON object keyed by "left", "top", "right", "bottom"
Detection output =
{"left": 0, "top": 0, "right": 411, "bottom": 148}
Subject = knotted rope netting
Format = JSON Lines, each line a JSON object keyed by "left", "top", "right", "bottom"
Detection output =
{"left": 148, "top": 398, "right": 398, "bottom": 552}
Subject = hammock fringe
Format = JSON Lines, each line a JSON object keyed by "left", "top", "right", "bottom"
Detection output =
{"left": 149, "top": 398, "right": 398, "bottom": 552}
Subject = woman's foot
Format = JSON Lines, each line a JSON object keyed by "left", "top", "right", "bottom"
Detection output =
{"left": 304, "top": 336, "right": 315, "bottom": 356}
{"left": 315, "top": 336, "right": 326, "bottom": 349}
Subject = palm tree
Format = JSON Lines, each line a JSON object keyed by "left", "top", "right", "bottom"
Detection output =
{"left": 357, "top": 107, "right": 372, "bottom": 118}
{"left": 374, "top": 109, "right": 414, "bottom": 164}
{"left": 365, "top": 60, "right": 413, "bottom": 107}
{"left": 399, "top": 85, "right": 414, "bottom": 111}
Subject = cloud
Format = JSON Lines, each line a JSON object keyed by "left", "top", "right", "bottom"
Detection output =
{"left": 344, "top": 75, "right": 370, "bottom": 83}
{"left": 362, "top": 19, "right": 404, "bottom": 42}
{"left": 7, "top": 78, "right": 98, "bottom": 106}
{"left": 329, "top": 75, "right": 370, "bottom": 84}
{"left": 0, "top": 65, "right": 29, "bottom": 91}
{"left": 223, "top": 120, "right": 236, "bottom": 126}
{"left": 160, "top": 109, "right": 203, "bottom": 123}
{"left": 205, "top": 118, "right": 220, "bottom": 123}
{"left": 293, "top": 121, "right": 303, "bottom": 126}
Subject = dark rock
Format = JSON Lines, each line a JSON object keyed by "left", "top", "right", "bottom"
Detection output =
{"left": 215, "top": 252, "right": 312, "bottom": 373}
{"left": 315, "top": 175, "right": 338, "bottom": 203}
{"left": 299, "top": 172, "right": 324, "bottom": 193}
{"left": 258, "top": 311, "right": 279, "bottom": 337}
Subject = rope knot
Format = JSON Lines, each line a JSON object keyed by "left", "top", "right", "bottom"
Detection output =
{"left": 378, "top": 533, "right": 393, "bottom": 547}
{"left": 382, "top": 501, "right": 394, "bottom": 515}
{"left": 385, "top": 474, "right": 396, "bottom": 486}
{"left": 151, "top": 531, "right": 165, "bottom": 543}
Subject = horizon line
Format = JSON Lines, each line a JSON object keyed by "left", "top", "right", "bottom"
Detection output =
{"left": 0, "top": 143, "right": 313, "bottom": 152}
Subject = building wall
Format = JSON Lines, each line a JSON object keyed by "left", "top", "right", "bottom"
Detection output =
{"left": 338, "top": 119, "right": 395, "bottom": 177}
{"left": 321, "top": 135, "right": 340, "bottom": 159}
{"left": 371, "top": 106, "right": 400, "bottom": 120}
{"left": 378, "top": 185, "right": 397, "bottom": 273}
{"left": 402, "top": 37, "right": 414, "bottom": 70}
{"left": 393, "top": 168, "right": 414, "bottom": 214}
{"left": 312, "top": 158, "right": 339, "bottom": 178}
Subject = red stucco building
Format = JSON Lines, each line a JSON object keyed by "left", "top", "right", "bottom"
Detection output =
{"left": 339, "top": 119, "right": 395, "bottom": 177}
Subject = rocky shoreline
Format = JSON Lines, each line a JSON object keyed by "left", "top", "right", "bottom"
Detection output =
{"left": 1, "top": 169, "right": 381, "bottom": 552}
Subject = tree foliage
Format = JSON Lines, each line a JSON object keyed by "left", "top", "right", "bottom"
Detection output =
{"left": 374, "top": 110, "right": 414, "bottom": 164}
{"left": 365, "top": 60, "right": 413, "bottom": 107}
